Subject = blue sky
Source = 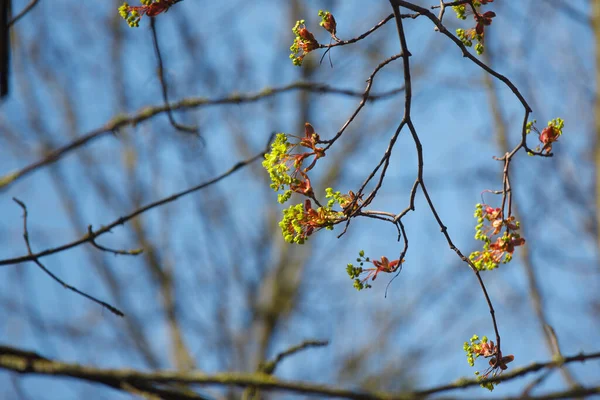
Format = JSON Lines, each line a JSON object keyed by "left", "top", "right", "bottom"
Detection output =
{"left": 0, "top": 1, "right": 598, "bottom": 399}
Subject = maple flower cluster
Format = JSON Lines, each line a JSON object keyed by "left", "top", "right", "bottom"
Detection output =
{"left": 469, "top": 203, "right": 525, "bottom": 270}
{"left": 263, "top": 123, "right": 345, "bottom": 243}
{"left": 526, "top": 118, "right": 565, "bottom": 155}
{"left": 290, "top": 20, "right": 320, "bottom": 66}
{"left": 263, "top": 123, "right": 325, "bottom": 204}
{"left": 464, "top": 334, "right": 514, "bottom": 390}
{"left": 279, "top": 199, "right": 340, "bottom": 244}
{"left": 346, "top": 250, "right": 403, "bottom": 291}
{"left": 318, "top": 10, "right": 337, "bottom": 39}
{"left": 290, "top": 10, "right": 337, "bottom": 66}
{"left": 453, "top": 0, "right": 495, "bottom": 55}
{"left": 118, "top": 0, "right": 176, "bottom": 27}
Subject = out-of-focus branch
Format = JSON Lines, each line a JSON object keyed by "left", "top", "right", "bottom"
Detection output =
{"left": 592, "top": 0, "right": 600, "bottom": 262}
{"left": 0, "top": 347, "right": 209, "bottom": 400}
{"left": 0, "top": 345, "right": 598, "bottom": 399}
{"left": 259, "top": 339, "right": 328, "bottom": 374}
{"left": 244, "top": 339, "right": 328, "bottom": 399}
{"left": 0, "top": 82, "right": 403, "bottom": 191}
{"left": 549, "top": 0, "right": 589, "bottom": 25}
{"left": 7, "top": 0, "right": 38, "bottom": 27}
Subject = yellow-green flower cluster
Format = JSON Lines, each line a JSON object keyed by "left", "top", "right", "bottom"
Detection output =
{"left": 290, "top": 20, "right": 305, "bottom": 66}
{"left": 469, "top": 203, "right": 524, "bottom": 270}
{"left": 325, "top": 187, "right": 345, "bottom": 208}
{"left": 452, "top": 5, "right": 467, "bottom": 20}
{"left": 263, "top": 133, "right": 294, "bottom": 204}
{"left": 464, "top": 334, "right": 487, "bottom": 366}
{"left": 456, "top": 28, "right": 473, "bottom": 47}
{"left": 548, "top": 117, "right": 564, "bottom": 135}
{"left": 469, "top": 204, "right": 497, "bottom": 270}
{"left": 475, "top": 42, "right": 484, "bottom": 55}
{"left": 525, "top": 119, "right": 536, "bottom": 134}
{"left": 463, "top": 335, "right": 496, "bottom": 391}
{"left": 457, "top": 29, "right": 486, "bottom": 55}
{"left": 279, "top": 203, "right": 338, "bottom": 244}
{"left": 280, "top": 203, "right": 308, "bottom": 244}
{"left": 289, "top": 20, "right": 319, "bottom": 66}
{"left": 472, "top": 203, "right": 488, "bottom": 239}
{"left": 346, "top": 250, "right": 371, "bottom": 291}
{"left": 118, "top": 2, "right": 142, "bottom": 27}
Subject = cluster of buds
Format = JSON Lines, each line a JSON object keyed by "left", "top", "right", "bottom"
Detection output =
{"left": 318, "top": 10, "right": 338, "bottom": 40}
{"left": 454, "top": 0, "right": 495, "bottom": 55}
{"left": 469, "top": 203, "right": 525, "bottom": 270}
{"left": 262, "top": 123, "right": 325, "bottom": 204}
{"left": 264, "top": 123, "right": 349, "bottom": 243}
{"left": 290, "top": 20, "right": 320, "bottom": 66}
{"left": 280, "top": 200, "right": 341, "bottom": 244}
{"left": 325, "top": 188, "right": 363, "bottom": 216}
{"left": 118, "top": 0, "right": 176, "bottom": 28}
{"left": 346, "top": 251, "right": 403, "bottom": 291}
{"left": 464, "top": 335, "right": 514, "bottom": 390}
{"left": 290, "top": 10, "right": 338, "bottom": 66}
{"left": 526, "top": 118, "right": 565, "bottom": 155}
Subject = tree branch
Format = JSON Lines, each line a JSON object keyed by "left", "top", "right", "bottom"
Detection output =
{"left": 0, "top": 142, "right": 270, "bottom": 267}
{"left": 0, "top": 82, "right": 403, "bottom": 191}
{"left": 0, "top": 346, "right": 598, "bottom": 399}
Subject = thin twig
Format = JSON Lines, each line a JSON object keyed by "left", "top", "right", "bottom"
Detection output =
{"left": 87, "top": 225, "right": 143, "bottom": 256}
{"left": 149, "top": 18, "right": 198, "bottom": 135}
{"left": 318, "top": 14, "right": 395, "bottom": 50}
{"left": 261, "top": 340, "right": 329, "bottom": 374}
{"left": 7, "top": 0, "right": 39, "bottom": 27}
{"left": 11, "top": 198, "right": 124, "bottom": 317}
{"left": 1, "top": 139, "right": 272, "bottom": 267}
{"left": 322, "top": 53, "right": 403, "bottom": 148}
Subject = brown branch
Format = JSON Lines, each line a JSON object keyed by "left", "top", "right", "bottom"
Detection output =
{"left": 417, "top": 351, "right": 600, "bottom": 396}
{"left": 390, "top": 0, "right": 531, "bottom": 112}
{"left": 0, "top": 347, "right": 209, "bottom": 400}
{"left": 7, "top": 0, "right": 39, "bottom": 27}
{"left": 385, "top": 0, "right": 546, "bottom": 363}
{"left": 318, "top": 13, "right": 399, "bottom": 50}
{"left": 245, "top": 339, "right": 329, "bottom": 399}
{"left": 150, "top": 17, "right": 198, "bottom": 135}
{"left": 0, "top": 82, "right": 403, "bottom": 191}
{"left": 260, "top": 339, "right": 328, "bottom": 375}
{"left": 87, "top": 225, "right": 143, "bottom": 256}
{"left": 480, "top": 49, "right": 580, "bottom": 388}
{"left": 0, "top": 0, "right": 10, "bottom": 98}
{"left": 0, "top": 345, "right": 598, "bottom": 399}
{"left": 323, "top": 53, "right": 403, "bottom": 148}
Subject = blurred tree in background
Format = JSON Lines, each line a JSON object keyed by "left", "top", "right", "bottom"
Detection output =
{"left": 0, "top": 1, "right": 599, "bottom": 399}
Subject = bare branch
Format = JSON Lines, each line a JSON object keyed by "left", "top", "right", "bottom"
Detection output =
{"left": 1, "top": 143, "right": 270, "bottom": 267}
{"left": 149, "top": 18, "right": 198, "bottom": 135}
{"left": 7, "top": 0, "right": 39, "bottom": 27}
{"left": 0, "top": 346, "right": 598, "bottom": 399}
{"left": 11, "top": 198, "right": 124, "bottom": 317}
{"left": 0, "top": 82, "right": 403, "bottom": 191}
